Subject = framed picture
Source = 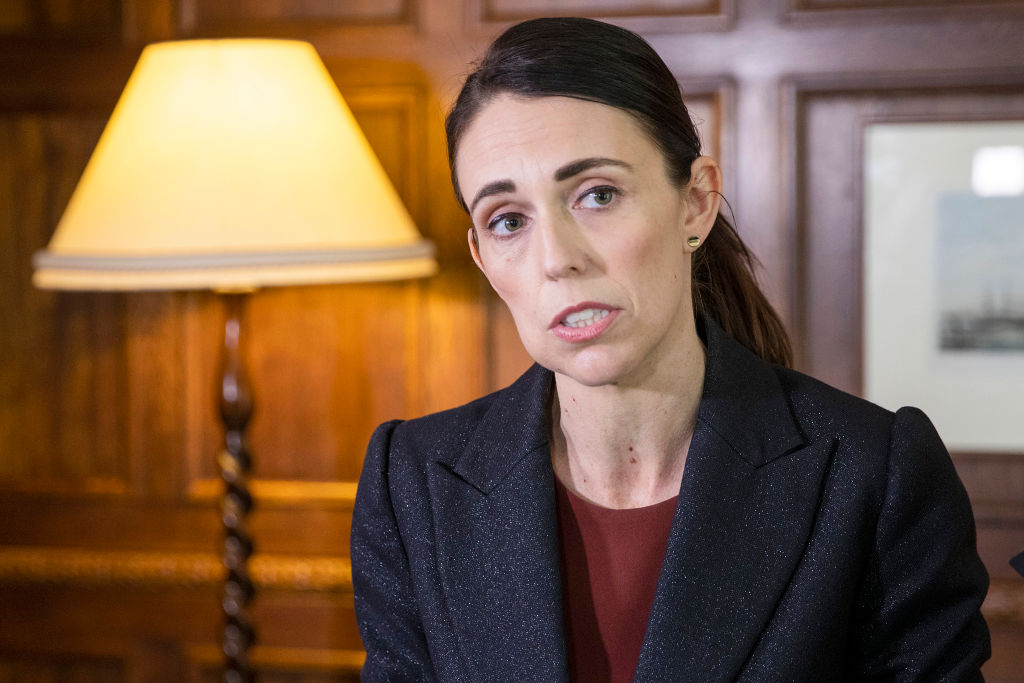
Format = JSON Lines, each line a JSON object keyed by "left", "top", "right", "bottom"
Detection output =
{"left": 863, "top": 121, "right": 1024, "bottom": 454}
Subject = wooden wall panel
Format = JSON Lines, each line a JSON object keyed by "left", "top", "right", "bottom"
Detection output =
{"left": 677, "top": 81, "right": 733, "bottom": 193}
{"left": 481, "top": 0, "right": 722, "bottom": 20}
{"left": 186, "top": 0, "right": 412, "bottom": 29}
{"left": 0, "top": 0, "right": 121, "bottom": 37}
{"left": 187, "top": 645, "right": 362, "bottom": 683}
{"left": 956, "top": 452, "right": 1024, "bottom": 531}
{"left": 346, "top": 86, "right": 427, "bottom": 221}
{"left": 469, "top": 0, "right": 734, "bottom": 32}
{"left": 181, "top": 282, "right": 428, "bottom": 489}
{"left": 792, "top": 0, "right": 1022, "bottom": 10}
{"left": 0, "top": 114, "right": 135, "bottom": 496}
{"left": 0, "top": 654, "right": 123, "bottom": 682}
{"left": 2, "top": 0, "right": 1023, "bottom": 679}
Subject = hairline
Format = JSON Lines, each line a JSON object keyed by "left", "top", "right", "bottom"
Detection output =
{"left": 450, "top": 89, "right": 685, "bottom": 212}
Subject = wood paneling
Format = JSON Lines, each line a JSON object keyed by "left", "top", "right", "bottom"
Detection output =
{"left": 792, "top": 0, "right": 1023, "bottom": 10}
{"left": 0, "top": 113, "right": 135, "bottom": 496}
{"left": 0, "top": 654, "right": 123, "bottom": 682}
{"left": 347, "top": 86, "right": 428, "bottom": 222}
{"left": 0, "top": 548, "right": 350, "bottom": 593}
{"left": 480, "top": 0, "right": 722, "bottom": 20}
{"left": 2, "top": 0, "right": 1023, "bottom": 679}
{"left": 187, "top": 645, "right": 363, "bottom": 682}
{"left": 956, "top": 452, "right": 1024, "bottom": 524}
{"left": 0, "top": 0, "right": 121, "bottom": 37}
{"left": 186, "top": 0, "right": 412, "bottom": 30}
{"left": 181, "top": 283, "right": 428, "bottom": 491}
{"left": 470, "top": 0, "right": 735, "bottom": 33}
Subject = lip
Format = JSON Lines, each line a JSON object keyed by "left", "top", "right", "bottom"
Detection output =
{"left": 549, "top": 301, "right": 620, "bottom": 343}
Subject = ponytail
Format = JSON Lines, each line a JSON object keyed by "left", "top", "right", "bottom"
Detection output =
{"left": 693, "top": 214, "right": 793, "bottom": 368}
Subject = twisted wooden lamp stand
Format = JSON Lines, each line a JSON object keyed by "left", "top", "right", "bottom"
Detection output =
{"left": 218, "top": 293, "right": 256, "bottom": 682}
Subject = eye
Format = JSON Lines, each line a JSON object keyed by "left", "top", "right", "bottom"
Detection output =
{"left": 575, "top": 186, "right": 618, "bottom": 209}
{"left": 487, "top": 213, "right": 527, "bottom": 235}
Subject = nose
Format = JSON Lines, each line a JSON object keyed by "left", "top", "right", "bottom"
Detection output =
{"left": 539, "top": 209, "right": 591, "bottom": 280}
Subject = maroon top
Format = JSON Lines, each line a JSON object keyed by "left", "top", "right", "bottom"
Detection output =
{"left": 555, "top": 479, "right": 678, "bottom": 683}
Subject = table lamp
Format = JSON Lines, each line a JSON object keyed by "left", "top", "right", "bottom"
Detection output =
{"left": 32, "top": 39, "right": 436, "bottom": 682}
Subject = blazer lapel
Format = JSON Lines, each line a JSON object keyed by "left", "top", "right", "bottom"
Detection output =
{"left": 427, "top": 365, "right": 568, "bottom": 682}
{"left": 635, "top": 320, "right": 835, "bottom": 682}
{"left": 424, "top": 320, "right": 832, "bottom": 682}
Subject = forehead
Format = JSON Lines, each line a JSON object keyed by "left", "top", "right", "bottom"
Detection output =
{"left": 455, "top": 94, "right": 659, "bottom": 188}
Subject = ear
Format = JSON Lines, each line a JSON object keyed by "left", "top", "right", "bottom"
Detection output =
{"left": 681, "top": 156, "right": 723, "bottom": 249}
{"left": 468, "top": 227, "right": 485, "bottom": 271}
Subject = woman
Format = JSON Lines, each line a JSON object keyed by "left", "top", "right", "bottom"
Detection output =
{"left": 351, "top": 17, "right": 990, "bottom": 682}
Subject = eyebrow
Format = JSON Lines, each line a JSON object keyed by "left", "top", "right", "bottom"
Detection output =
{"left": 469, "top": 180, "right": 516, "bottom": 214}
{"left": 553, "top": 157, "right": 632, "bottom": 182}
{"left": 467, "top": 157, "right": 633, "bottom": 214}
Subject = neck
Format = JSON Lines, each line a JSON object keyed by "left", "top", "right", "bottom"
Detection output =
{"left": 551, "top": 317, "right": 706, "bottom": 509}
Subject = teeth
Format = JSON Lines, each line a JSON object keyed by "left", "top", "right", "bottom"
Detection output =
{"left": 563, "top": 308, "right": 610, "bottom": 328}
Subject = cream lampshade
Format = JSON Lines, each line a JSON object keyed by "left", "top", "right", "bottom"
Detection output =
{"left": 33, "top": 38, "right": 436, "bottom": 290}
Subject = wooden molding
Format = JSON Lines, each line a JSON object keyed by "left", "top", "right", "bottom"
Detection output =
{"left": 0, "top": 477, "right": 130, "bottom": 497}
{"left": 788, "top": 0, "right": 1024, "bottom": 11}
{"left": 186, "top": 478, "right": 357, "bottom": 506}
{"left": 179, "top": 0, "right": 414, "bottom": 36}
{"left": 0, "top": 548, "right": 352, "bottom": 593}
{"left": 467, "top": 0, "right": 735, "bottom": 34}
{"left": 345, "top": 85, "right": 428, "bottom": 224}
{"left": 187, "top": 643, "right": 365, "bottom": 674}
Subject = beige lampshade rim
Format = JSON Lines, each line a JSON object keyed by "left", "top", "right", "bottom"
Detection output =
{"left": 32, "top": 241, "right": 434, "bottom": 271}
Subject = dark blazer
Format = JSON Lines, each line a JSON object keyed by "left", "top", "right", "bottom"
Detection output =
{"left": 351, "top": 319, "right": 990, "bottom": 682}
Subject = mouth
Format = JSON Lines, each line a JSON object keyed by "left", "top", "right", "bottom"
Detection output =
{"left": 549, "top": 302, "right": 619, "bottom": 343}
{"left": 562, "top": 308, "right": 611, "bottom": 328}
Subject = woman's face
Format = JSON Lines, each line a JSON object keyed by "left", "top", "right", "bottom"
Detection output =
{"left": 455, "top": 94, "right": 718, "bottom": 388}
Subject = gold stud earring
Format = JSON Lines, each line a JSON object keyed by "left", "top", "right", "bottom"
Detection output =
{"left": 687, "top": 236, "right": 701, "bottom": 248}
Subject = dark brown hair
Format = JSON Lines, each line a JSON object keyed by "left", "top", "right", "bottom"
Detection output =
{"left": 445, "top": 17, "right": 792, "bottom": 367}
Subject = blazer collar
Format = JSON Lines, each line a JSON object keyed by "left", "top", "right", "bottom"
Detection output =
{"left": 635, "top": 318, "right": 833, "bottom": 681}
{"left": 695, "top": 314, "right": 806, "bottom": 466}
{"left": 449, "top": 361, "right": 553, "bottom": 494}
{"left": 433, "top": 316, "right": 833, "bottom": 681}
{"left": 448, "top": 315, "right": 805, "bottom": 493}
{"left": 427, "top": 365, "right": 565, "bottom": 680}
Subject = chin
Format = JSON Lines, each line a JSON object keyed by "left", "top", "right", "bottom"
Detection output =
{"left": 539, "top": 348, "right": 638, "bottom": 388}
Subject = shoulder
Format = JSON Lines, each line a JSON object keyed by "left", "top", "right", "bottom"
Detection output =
{"left": 703, "top": 318, "right": 914, "bottom": 477}
{"left": 773, "top": 365, "right": 895, "bottom": 442}
{"left": 368, "top": 363, "right": 552, "bottom": 470}
{"left": 374, "top": 390, "right": 500, "bottom": 462}
{"left": 767, "top": 361, "right": 969, "bottom": 541}
{"left": 772, "top": 363, "right": 948, "bottom": 475}
{"left": 701, "top": 317, "right": 910, "bottom": 469}
{"left": 771, "top": 362, "right": 947, "bottom": 459}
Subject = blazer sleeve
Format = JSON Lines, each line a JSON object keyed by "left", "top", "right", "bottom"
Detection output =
{"left": 351, "top": 420, "right": 438, "bottom": 682}
{"left": 852, "top": 406, "right": 991, "bottom": 682}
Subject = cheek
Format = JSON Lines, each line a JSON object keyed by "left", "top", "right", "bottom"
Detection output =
{"left": 615, "top": 213, "right": 685, "bottom": 278}
{"left": 478, "top": 250, "right": 519, "bottom": 298}
{"left": 480, "top": 263, "right": 551, "bottom": 357}
{"left": 479, "top": 257, "right": 535, "bottom": 327}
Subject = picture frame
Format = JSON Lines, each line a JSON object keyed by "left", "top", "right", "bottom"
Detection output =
{"left": 863, "top": 121, "right": 1024, "bottom": 454}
